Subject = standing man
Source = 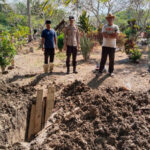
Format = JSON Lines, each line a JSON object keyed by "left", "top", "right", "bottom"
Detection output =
{"left": 98, "top": 14, "right": 119, "bottom": 77}
{"left": 64, "top": 16, "right": 80, "bottom": 74}
{"left": 41, "top": 20, "right": 57, "bottom": 73}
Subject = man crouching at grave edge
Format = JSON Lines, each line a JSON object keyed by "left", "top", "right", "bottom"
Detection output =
{"left": 41, "top": 20, "right": 57, "bottom": 74}
{"left": 98, "top": 14, "right": 120, "bottom": 77}
{"left": 64, "top": 16, "right": 80, "bottom": 74}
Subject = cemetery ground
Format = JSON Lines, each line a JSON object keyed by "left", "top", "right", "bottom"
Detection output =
{"left": 0, "top": 40, "right": 150, "bottom": 150}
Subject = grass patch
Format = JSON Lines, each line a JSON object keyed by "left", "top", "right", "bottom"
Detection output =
{"left": 56, "top": 51, "right": 66, "bottom": 61}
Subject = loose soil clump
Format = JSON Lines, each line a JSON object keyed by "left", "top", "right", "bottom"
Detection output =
{"left": 29, "top": 80, "right": 150, "bottom": 150}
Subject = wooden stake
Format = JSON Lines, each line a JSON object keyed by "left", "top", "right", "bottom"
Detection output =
{"left": 45, "top": 85, "right": 55, "bottom": 123}
{"left": 41, "top": 97, "right": 46, "bottom": 129}
{"left": 34, "top": 89, "right": 43, "bottom": 134}
{"left": 28, "top": 104, "right": 36, "bottom": 141}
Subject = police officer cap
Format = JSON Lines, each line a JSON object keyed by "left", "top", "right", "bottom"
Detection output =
{"left": 45, "top": 20, "right": 51, "bottom": 24}
{"left": 69, "top": 16, "right": 75, "bottom": 20}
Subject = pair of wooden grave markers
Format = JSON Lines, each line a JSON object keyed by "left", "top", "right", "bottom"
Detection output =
{"left": 28, "top": 85, "right": 55, "bottom": 141}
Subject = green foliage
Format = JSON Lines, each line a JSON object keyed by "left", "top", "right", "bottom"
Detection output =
{"left": 12, "top": 25, "right": 30, "bottom": 51}
{"left": 15, "top": 2, "right": 27, "bottom": 15}
{"left": 78, "top": 11, "right": 91, "bottom": 33}
{"left": 148, "top": 47, "right": 150, "bottom": 61}
{"left": 124, "top": 39, "right": 136, "bottom": 55}
{"left": 145, "top": 25, "right": 150, "bottom": 39}
{"left": 0, "top": 31, "right": 16, "bottom": 68}
{"left": 124, "top": 19, "right": 140, "bottom": 39}
{"left": 57, "top": 33, "right": 64, "bottom": 51}
{"left": 129, "top": 48, "right": 142, "bottom": 63}
{"left": 80, "top": 34, "right": 94, "bottom": 61}
{"left": 8, "top": 13, "right": 27, "bottom": 27}
{"left": 117, "top": 32, "right": 126, "bottom": 48}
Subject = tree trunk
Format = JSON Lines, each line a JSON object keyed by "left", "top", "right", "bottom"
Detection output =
{"left": 27, "top": 0, "right": 32, "bottom": 42}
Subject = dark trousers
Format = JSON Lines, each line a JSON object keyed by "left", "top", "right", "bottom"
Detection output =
{"left": 99, "top": 46, "right": 115, "bottom": 73}
{"left": 44, "top": 48, "right": 55, "bottom": 64}
{"left": 66, "top": 46, "right": 77, "bottom": 67}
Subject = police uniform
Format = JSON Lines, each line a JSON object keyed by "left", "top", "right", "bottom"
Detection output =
{"left": 64, "top": 16, "right": 80, "bottom": 74}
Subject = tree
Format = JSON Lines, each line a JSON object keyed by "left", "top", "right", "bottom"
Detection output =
{"left": 15, "top": 2, "right": 27, "bottom": 15}
{"left": 27, "top": 0, "right": 32, "bottom": 42}
{"left": 129, "top": 0, "right": 150, "bottom": 28}
{"left": 102, "top": 0, "right": 130, "bottom": 14}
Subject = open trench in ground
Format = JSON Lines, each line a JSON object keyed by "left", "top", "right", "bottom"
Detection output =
{"left": 0, "top": 75, "right": 60, "bottom": 149}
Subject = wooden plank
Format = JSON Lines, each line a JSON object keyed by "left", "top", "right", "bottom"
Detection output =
{"left": 34, "top": 89, "right": 43, "bottom": 134}
{"left": 45, "top": 85, "right": 55, "bottom": 123}
{"left": 41, "top": 97, "right": 46, "bottom": 129}
{"left": 28, "top": 104, "right": 36, "bottom": 141}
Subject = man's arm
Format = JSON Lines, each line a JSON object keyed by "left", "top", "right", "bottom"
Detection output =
{"left": 63, "top": 27, "right": 67, "bottom": 50}
{"left": 41, "top": 37, "right": 45, "bottom": 51}
{"left": 102, "top": 25, "right": 109, "bottom": 38}
{"left": 76, "top": 28, "right": 80, "bottom": 50}
{"left": 108, "top": 33, "right": 119, "bottom": 39}
{"left": 102, "top": 32, "right": 109, "bottom": 38}
{"left": 109, "top": 26, "right": 120, "bottom": 39}
{"left": 54, "top": 31, "right": 57, "bottom": 48}
{"left": 54, "top": 37, "right": 57, "bottom": 48}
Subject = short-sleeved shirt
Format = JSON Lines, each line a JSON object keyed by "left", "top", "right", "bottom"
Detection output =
{"left": 102, "top": 24, "right": 120, "bottom": 48}
{"left": 64, "top": 25, "right": 80, "bottom": 47}
{"left": 41, "top": 29, "right": 57, "bottom": 49}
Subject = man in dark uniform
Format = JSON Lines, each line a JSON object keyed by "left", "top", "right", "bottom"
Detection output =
{"left": 64, "top": 16, "right": 80, "bottom": 74}
{"left": 41, "top": 20, "right": 57, "bottom": 73}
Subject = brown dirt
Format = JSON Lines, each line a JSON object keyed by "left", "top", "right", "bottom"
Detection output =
{"left": 0, "top": 40, "right": 150, "bottom": 149}
{"left": 0, "top": 81, "right": 35, "bottom": 148}
{"left": 13, "top": 80, "right": 150, "bottom": 150}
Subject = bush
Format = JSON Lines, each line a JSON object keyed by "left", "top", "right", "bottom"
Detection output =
{"left": 129, "top": 48, "right": 142, "bottom": 63}
{"left": 78, "top": 11, "right": 91, "bottom": 33}
{"left": 0, "top": 31, "right": 16, "bottom": 72}
{"left": 57, "top": 33, "right": 64, "bottom": 51}
{"left": 124, "top": 19, "right": 140, "bottom": 40}
{"left": 12, "top": 25, "right": 30, "bottom": 51}
{"left": 124, "top": 39, "right": 136, "bottom": 55}
{"left": 80, "top": 34, "right": 94, "bottom": 61}
{"left": 117, "top": 32, "right": 126, "bottom": 49}
{"left": 145, "top": 25, "right": 150, "bottom": 39}
{"left": 148, "top": 48, "right": 150, "bottom": 71}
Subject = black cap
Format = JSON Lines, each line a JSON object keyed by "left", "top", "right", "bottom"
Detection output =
{"left": 69, "top": 16, "right": 75, "bottom": 20}
{"left": 45, "top": 20, "right": 51, "bottom": 24}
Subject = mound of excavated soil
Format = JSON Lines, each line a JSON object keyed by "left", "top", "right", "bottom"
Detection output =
{"left": 27, "top": 80, "right": 150, "bottom": 150}
{"left": 0, "top": 81, "right": 35, "bottom": 148}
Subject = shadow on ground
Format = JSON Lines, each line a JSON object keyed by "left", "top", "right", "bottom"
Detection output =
{"left": 88, "top": 74, "right": 110, "bottom": 89}
{"left": 7, "top": 74, "right": 37, "bottom": 83}
{"left": 29, "top": 71, "right": 66, "bottom": 86}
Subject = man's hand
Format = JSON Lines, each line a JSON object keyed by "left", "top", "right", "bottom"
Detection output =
{"left": 103, "top": 32, "right": 109, "bottom": 38}
{"left": 42, "top": 47, "right": 45, "bottom": 52}
{"left": 77, "top": 44, "right": 80, "bottom": 50}
{"left": 64, "top": 45, "right": 67, "bottom": 51}
{"left": 108, "top": 33, "right": 118, "bottom": 39}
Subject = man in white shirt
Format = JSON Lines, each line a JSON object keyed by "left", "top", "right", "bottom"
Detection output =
{"left": 98, "top": 14, "right": 119, "bottom": 76}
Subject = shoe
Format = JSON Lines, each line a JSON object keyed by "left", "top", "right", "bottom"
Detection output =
{"left": 43, "top": 64, "right": 49, "bottom": 73}
{"left": 49, "top": 63, "right": 54, "bottom": 73}
{"left": 67, "top": 67, "right": 70, "bottom": 74}
{"left": 109, "top": 73, "right": 115, "bottom": 77}
{"left": 73, "top": 67, "right": 78, "bottom": 74}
